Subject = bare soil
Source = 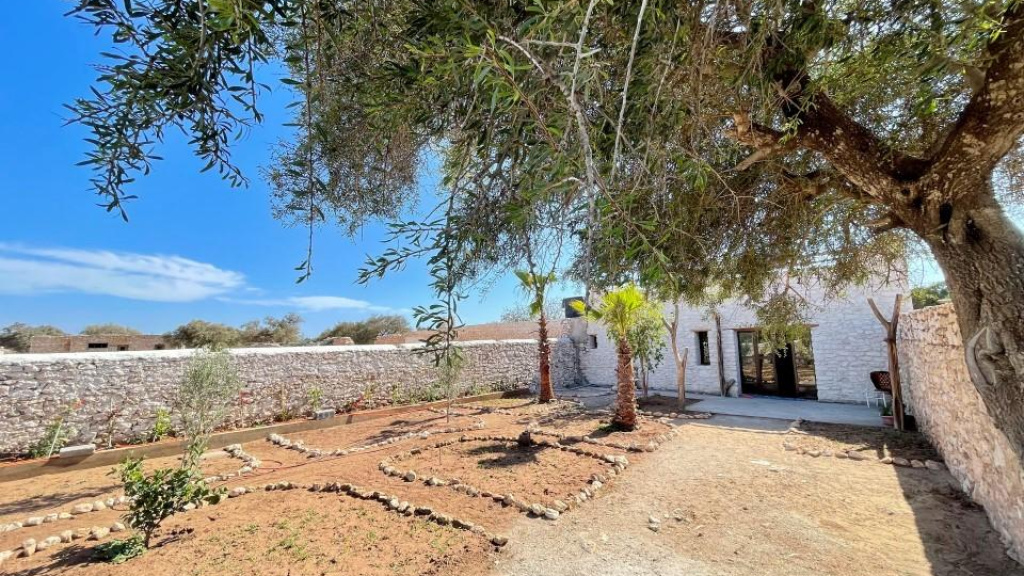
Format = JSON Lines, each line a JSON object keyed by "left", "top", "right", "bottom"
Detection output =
{"left": 0, "top": 401, "right": 1018, "bottom": 576}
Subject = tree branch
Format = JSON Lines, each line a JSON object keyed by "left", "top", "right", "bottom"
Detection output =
{"left": 930, "top": 2, "right": 1024, "bottom": 195}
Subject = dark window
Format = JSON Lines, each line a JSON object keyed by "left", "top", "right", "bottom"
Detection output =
{"left": 696, "top": 331, "right": 710, "bottom": 365}
{"left": 87, "top": 342, "right": 109, "bottom": 349}
{"left": 117, "top": 345, "right": 129, "bottom": 351}
{"left": 588, "top": 334, "right": 598, "bottom": 349}
{"left": 154, "top": 344, "right": 166, "bottom": 350}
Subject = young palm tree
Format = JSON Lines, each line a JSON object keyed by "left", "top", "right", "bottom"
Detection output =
{"left": 573, "top": 285, "right": 650, "bottom": 430}
{"left": 514, "top": 270, "right": 557, "bottom": 403}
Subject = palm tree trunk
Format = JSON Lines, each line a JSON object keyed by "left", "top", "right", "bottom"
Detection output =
{"left": 537, "top": 312, "right": 554, "bottom": 403}
{"left": 614, "top": 338, "right": 639, "bottom": 430}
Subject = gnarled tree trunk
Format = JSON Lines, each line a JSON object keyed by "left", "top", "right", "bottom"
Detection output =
{"left": 922, "top": 194, "right": 1024, "bottom": 460}
{"left": 614, "top": 338, "right": 639, "bottom": 430}
{"left": 537, "top": 312, "right": 554, "bottom": 403}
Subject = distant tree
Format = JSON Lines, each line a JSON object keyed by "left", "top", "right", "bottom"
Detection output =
{"left": 81, "top": 323, "right": 142, "bottom": 336}
{"left": 317, "top": 314, "right": 411, "bottom": 344}
{"left": 0, "top": 323, "right": 66, "bottom": 353}
{"left": 164, "top": 320, "right": 241, "bottom": 350}
{"left": 911, "top": 283, "right": 951, "bottom": 310}
{"left": 499, "top": 300, "right": 563, "bottom": 323}
{"left": 239, "top": 314, "right": 303, "bottom": 346}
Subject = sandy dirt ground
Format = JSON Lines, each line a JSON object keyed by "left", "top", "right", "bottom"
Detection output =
{"left": 0, "top": 398, "right": 1018, "bottom": 576}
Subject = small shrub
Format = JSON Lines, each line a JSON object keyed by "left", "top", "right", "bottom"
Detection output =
{"left": 149, "top": 408, "right": 173, "bottom": 442}
{"left": 117, "top": 457, "right": 220, "bottom": 548}
{"left": 93, "top": 534, "right": 146, "bottom": 563}
{"left": 307, "top": 387, "right": 323, "bottom": 412}
{"left": 27, "top": 400, "right": 80, "bottom": 458}
{"left": 175, "top": 348, "right": 240, "bottom": 470}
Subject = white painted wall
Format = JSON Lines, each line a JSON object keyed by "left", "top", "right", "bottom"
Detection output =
{"left": 574, "top": 275, "right": 906, "bottom": 403}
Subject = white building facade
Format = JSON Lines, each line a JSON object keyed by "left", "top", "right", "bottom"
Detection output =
{"left": 567, "top": 276, "right": 907, "bottom": 404}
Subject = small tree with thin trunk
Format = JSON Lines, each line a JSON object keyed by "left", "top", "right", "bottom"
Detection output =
{"left": 514, "top": 270, "right": 557, "bottom": 403}
{"left": 574, "top": 285, "right": 652, "bottom": 430}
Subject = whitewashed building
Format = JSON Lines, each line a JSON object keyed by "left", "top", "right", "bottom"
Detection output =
{"left": 565, "top": 276, "right": 907, "bottom": 404}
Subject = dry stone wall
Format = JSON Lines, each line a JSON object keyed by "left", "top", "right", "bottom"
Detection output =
{"left": 0, "top": 339, "right": 576, "bottom": 454}
{"left": 898, "top": 303, "right": 1024, "bottom": 561}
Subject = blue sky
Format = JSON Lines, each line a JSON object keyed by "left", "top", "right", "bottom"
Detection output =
{"left": 0, "top": 4, "right": 946, "bottom": 339}
{"left": 0, "top": 3, "right": 569, "bottom": 337}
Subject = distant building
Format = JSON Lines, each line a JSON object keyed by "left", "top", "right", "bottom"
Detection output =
{"left": 28, "top": 334, "right": 169, "bottom": 354}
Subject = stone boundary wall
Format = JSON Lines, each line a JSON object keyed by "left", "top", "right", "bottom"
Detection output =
{"left": 0, "top": 339, "right": 576, "bottom": 454}
{"left": 898, "top": 303, "right": 1024, "bottom": 561}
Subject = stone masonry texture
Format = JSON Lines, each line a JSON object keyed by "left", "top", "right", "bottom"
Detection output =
{"left": 899, "top": 303, "right": 1024, "bottom": 562}
{"left": 0, "top": 339, "right": 575, "bottom": 454}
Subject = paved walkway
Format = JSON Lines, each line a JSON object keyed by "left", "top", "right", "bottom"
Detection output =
{"left": 556, "top": 386, "right": 882, "bottom": 427}
{"left": 687, "top": 394, "right": 882, "bottom": 427}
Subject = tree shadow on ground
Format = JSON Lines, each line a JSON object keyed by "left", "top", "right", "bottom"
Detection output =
{"left": 464, "top": 443, "right": 544, "bottom": 469}
{"left": 0, "top": 487, "right": 113, "bottom": 519}
{"left": 10, "top": 544, "right": 95, "bottom": 576}
{"left": 793, "top": 422, "right": 1024, "bottom": 575}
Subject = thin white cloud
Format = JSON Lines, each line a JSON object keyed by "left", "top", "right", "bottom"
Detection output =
{"left": 0, "top": 243, "right": 244, "bottom": 302}
{"left": 221, "top": 295, "right": 394, "bottom": 312}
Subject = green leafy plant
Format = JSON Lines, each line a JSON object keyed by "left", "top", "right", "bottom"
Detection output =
{"left": 573, "top": 286, "right": 653, "bottom": 430}
{"left": 175, "top": 348, "right": 241, "bottom": 471}
{"left": 149, "top": 408, "right": 173, "bottom": 442}
{"left": 93, "top": 534, "right": 146, "bottom": 563}
{"left": 117, "top": 457, "right": 220, "bottom": 548}
{"left": 307, "top": 387, "right": 323, "bottom": 413}
{"left": 27, "top": 400, "right": 81, "bottom": 459}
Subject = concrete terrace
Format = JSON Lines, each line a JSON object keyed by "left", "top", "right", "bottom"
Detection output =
{"left": 557, "top": 386, "right": 883, "bottom": 428}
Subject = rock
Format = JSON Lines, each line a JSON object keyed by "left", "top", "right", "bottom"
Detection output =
{"left": 807, "top": 450, "right": 821, "bottom": 458}
{"left": 648, "top": 522, "right": 660, "bottom": 533}
{"left": 552, "top": 500, "right": 568, "bottom": 512}
{"left": 591, "top": 481, "right": 603, "bottom": 490}
{"left": 105, "top": 498, "right": 116, "bottom": 508}
{"left": 89, "top": 526, "right": 110, "bottom": 540}
{"left": 72, "top": 503, "right": 93, "bottom": 515}
{"left": 60, "top": 530, "right": 74, "bottom": 543}
{"left": 925, "top": 460, "right": 946, "bottom": 471}
{"left": 543, "top": 509, "right": 560, "bottom": 520}
{"left": 111, "top": 522, "right": 126, "bottom": 533}
{"left": 229, "top": 486, "right": 247, "bottom": 498}
{"left": 19, "top": 539, "right": 36, "bottom": 557}
{"left": 880, "top": 456, "right": 893, "bottom": 464}
{"left": 490, "top": 535, "right": 509, "bottom": 547}
{"left": 73, "top": 528, "right": 91, "bottom": 540}
{"left": 0, "top": 550, "right": 13, "bottom": 565}
{"left": 834, "top": 451, "right": 848, "bottom": 459}
{"left": 892, "top": 457, "right": 910, "bottom": 467}
{"left": 43, "top": 514, "right": 58, "bottom": 523}
{"left": 911, "top": 460, "right": 926, "bottom": 468}
{"left": 414, "top": 506, "right": 433, "bottom": 516}
{"left": 25, "top": 517, "right": 43, "bottom": 527}
{"left": 58, "top": 513, "right": 72, "bottom": 520}
{"left": 403, "top": 471, "right": 418, "bottom": 482}
{"left": 37, "top": 536, "right": 60, "bottom": 551}
{"left": 528, "top": 504, "right": 545, "bottom": 516}
{"left": 846, "top": 451, "right": 867, "bottom": 461}
{"left": 92, "top": 501, "right": 107, "bottom": 511}
{"left": 397, "top": 502, "right": 410, "bottom": 513}
{"left": 432, "top": 514, "right": 452, "bottom": 526}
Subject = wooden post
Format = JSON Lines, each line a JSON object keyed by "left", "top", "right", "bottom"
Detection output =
{"left": 868, "top": 295, "right": 905, "bottom": 431}
{"left": 714, "top": 312, "right": 727, "bottom": 396}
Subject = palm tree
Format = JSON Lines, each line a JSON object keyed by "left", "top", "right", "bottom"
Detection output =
{"left": 514, "top": 270, "right": 557, "bottom": 403}
{"left": 573, "top": 285, "right": 650, "bottom": 430}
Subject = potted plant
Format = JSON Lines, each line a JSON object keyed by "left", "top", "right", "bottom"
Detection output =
{"left": 880, "top": 403, "right": 894, "bottom": 428}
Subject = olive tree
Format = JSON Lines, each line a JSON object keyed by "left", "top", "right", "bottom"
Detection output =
{"left": 67, "top": 0, "right": 1024, "bottom": 466}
